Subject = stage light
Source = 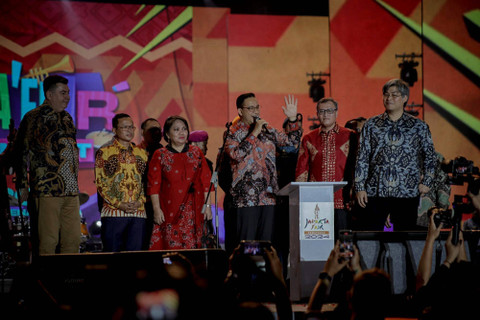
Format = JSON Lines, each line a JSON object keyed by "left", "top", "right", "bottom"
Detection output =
{"left": 309, "top": 79, "right": 326, "bottom": 102}
{"left": 395, "top": 53, "right": 422, "bottom": 87}
{"left": 399, "top": 60, "right": 419, "bottom": 86}
{"left": 89, "top": 220, "right": 102, "bottom": 236}
{"left": 307, "top": 72, "right": 330, "bottom": 102}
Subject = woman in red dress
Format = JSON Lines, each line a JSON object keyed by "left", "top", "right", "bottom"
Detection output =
{"left": 147, "top": 116, "right": 212, "bottom": 250}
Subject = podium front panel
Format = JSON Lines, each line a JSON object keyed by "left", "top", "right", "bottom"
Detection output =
{"left": 286, "top": 184, "right": 337, "bottom": 300}
{"left": 278, "top": 181, "right": 346, "bottom": 301}
{"left": 298, "top": 185, "right": 334, "bottom": 262}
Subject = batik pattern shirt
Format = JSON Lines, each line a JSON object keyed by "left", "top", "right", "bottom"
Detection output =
{"left": 15, "top": 102, "right": 79, "bottom": 197}
{"left": 355, "top": 112, "right": 436, "bottom": 198}
{"left": 295, "top": 124, "right": 357, "bottom": 209}
{"left": 95, "top": 138, "right": 148, "bottom": 218}
{"left": 225, "top": 116, "right": 302, "bottom": 208}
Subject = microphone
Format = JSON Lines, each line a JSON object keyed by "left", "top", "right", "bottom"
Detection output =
{"left": 253, "top": 116, "right": 270, "bottom": 132}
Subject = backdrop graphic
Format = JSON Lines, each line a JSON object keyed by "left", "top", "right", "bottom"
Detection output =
{"left": 0, "top": 2, "right": 330, "bottom": 245}
{"left": 1, "top": 0, "right": 479, "bottom": 246}
{"left": 0, "top": 1, "right": 194, "bottom": 235}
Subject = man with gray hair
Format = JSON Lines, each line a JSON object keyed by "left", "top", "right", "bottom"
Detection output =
{"left": 355, "top": 79, "right": 437, "bottom": 231}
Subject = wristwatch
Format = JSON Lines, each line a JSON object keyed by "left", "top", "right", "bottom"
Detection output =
{"left": 318, "top": 272, "right": 332, "bottom": 281}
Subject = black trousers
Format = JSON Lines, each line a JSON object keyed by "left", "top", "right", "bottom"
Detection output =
{"left": 361, "top": 196, "right": 420, "bottom": 231}
{"left": 236, "top": 205, "right": 275, "bottom": 243}
{"left": 143, "top": 201, "right": 154, "bottom": 250}
{"left": 223, "top": 194, "right": 237, "bottom": 257}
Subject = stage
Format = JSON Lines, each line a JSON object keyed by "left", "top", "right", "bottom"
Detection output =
{"left": 1, "top": 231, "right": 479, "bottom": 319}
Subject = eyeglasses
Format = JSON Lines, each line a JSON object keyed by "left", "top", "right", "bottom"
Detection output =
{"left": 118, "top": 125, "right": 136, "bottom": 131}
{"left": 242, "top": 105, "right": 261, "bottom": 112}
{"left": 383, "top": 92, "right": 403, "bottom": 99}
{"left": 317, "top": 108, "right": 337, "bottom": 116}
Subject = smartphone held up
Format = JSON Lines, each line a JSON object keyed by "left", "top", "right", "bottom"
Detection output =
{"left": 339, "top": 230, "right": 354, "bottom": 261}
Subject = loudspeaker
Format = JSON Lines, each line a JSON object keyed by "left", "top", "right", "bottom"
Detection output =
{"left": 23, "top": 249, "right": 228, "bottom": 318}
{"left": 354, "top": 231, "right": 472, "bottom": 295}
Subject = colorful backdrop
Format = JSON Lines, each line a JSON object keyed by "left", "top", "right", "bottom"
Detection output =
{"left": 1, "top": 0, "right": 479, "bottom": 241}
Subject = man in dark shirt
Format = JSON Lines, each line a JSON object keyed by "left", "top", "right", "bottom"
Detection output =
{"left": 355, "top": 79, "right": 437, "bottom": 231}
{"left": 15, "top": 75, "right": 81, "bottom": 254}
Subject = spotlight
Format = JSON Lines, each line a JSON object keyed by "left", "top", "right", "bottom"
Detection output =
{"left": 395, "top": 53, "right": 421, "bottom": 87}
{"left": 309, "top": 79, "right": 326, "bottom": 102}
{"left": 307, "top": 72, "right": 330, "bottom": 102}
{"left": 399, "top": 60, "right": 418, "bottom": 86}
{"left": 89, "top": 220, "right": 102, "bottom": 236}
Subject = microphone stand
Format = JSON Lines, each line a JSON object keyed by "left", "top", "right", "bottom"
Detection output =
{"left": 202, "top": 121, "right": 232, "bottom": 248}
{"left": 202, "top": 171, "right": 218, "bottom": 247}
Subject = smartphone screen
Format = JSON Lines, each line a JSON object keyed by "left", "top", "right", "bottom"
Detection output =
{"left": 339, "top": 230, "right": 354, "bottom": 260}
{"left": 241, "top": 240, "right": 270, "bottom": 255}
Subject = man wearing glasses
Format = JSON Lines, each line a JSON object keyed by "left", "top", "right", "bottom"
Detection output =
{"left": 295, "top": 97, "right": 358, "bottom": 234}
{"left": 95, "top": 113, "right": 148, "bottom": 251}
{"left": 355, "top": 79, "right": 437, "bottom": 231}
{"left": 223, "top": 93, "right": 303, "bottom": 248}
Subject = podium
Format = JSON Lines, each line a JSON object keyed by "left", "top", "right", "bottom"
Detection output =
{"left": 277, "top": 181, "right": 347, "bottom": 301}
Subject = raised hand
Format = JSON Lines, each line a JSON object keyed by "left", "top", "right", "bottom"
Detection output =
{"left": 282, "top": 94, "right": 298, "bottom": 121}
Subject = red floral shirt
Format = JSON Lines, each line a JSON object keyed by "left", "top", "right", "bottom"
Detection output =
{"left": 225, "top": 116, "right": 302, "bottom": 208}
{"left": 295, "top": 124, "right": 357, "bottom": 209}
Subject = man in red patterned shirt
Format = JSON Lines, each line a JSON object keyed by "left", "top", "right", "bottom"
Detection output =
{"left": 224, "top": 93, "right": 303, "bottom": 247}
{"left": 295, "top": 98, "right": 358, "bottom": 235}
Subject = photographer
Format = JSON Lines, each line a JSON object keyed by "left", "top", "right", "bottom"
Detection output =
{"left": 223, "top": 241, "right": 292, "bottom": 320}
{"left": 412, "top": 211, "right": 480, "bottom": 319}
{"left": 306, "top": 241, "right": 394, "bottom": 320}
{"left": 417, "top": 152, "right": 451, "bottom": 228}
{"left": 306, "top": 241, "right": 358, "bottom": 316}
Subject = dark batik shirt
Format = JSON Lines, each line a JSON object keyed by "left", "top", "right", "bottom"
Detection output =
{"left": 355, "top": 112, "right": 436, "bottom": 198}
{"left": 225, "top": 116, "right": 302, "bottom": 208}
{"left": 15, "top": 101, "right": 79, "bottom": 197}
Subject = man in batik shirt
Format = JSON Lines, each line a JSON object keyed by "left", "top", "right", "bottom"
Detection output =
{"left": 15, "top": 75, "right": 81, "bottom": 255}
{"left": 95, "top": 113, "right": 148, "bottom": 252}
{"left": 295, "top": 97, "right": 357, "bottom": 234}
{"left": 355, "top": 79, "right": 437, "bottom": 231}
{"left": 225, "top": 93, "right": 302, "bottom": 247}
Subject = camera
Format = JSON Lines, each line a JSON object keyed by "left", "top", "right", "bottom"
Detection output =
{"left": 428, "top": 207, "right": 456, "bottom": 228}
{"left": 442, "top": 156, "right": 479, "bottom": 186}
{"left": 442, "top": 156, "right": 479, "bottom": 217}
{"left": 427, "top": 207, "right": 461, "bottom": 244}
